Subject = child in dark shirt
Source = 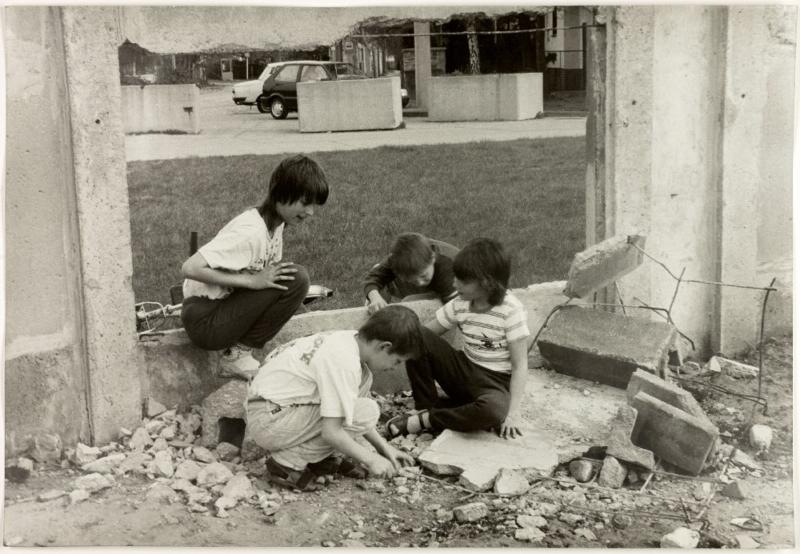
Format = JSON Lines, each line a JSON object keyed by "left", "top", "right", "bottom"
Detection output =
{"left": 363, "top": 233, "right": 458, "bottom": 314}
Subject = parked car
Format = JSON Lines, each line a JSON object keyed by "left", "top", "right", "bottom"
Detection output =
{"left": 231, "top": 62, "right": 281, "bottom": 113}
{"left": 258, "top": 60, "right": 409, "bottom": 120}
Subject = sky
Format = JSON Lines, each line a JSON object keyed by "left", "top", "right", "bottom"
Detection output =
{"left": 119, "top": 5, "right": 549, "bottom": 53}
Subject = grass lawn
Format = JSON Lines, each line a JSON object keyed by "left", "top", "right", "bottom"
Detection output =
{"left": 127, "top": 137, "right": 585, "bottom": 312}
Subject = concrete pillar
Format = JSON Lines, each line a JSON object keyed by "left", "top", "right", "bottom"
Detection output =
{"left": 61, "top": 7, "right": 144, "bottom": 442}
{"left": 413, "top": 21, "right": 432, "bottom": 110}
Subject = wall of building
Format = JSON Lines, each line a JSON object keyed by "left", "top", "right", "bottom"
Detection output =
{"left": 4, "top": 7, "right": 91, "bottom": 453}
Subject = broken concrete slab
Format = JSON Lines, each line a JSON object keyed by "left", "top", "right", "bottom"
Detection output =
{"left": 630, "top": 391, "right": 719, "bottom": 475}
{"left": 418, "top": 428, "right": 558, "bottom": 492}
{"left": 705, "top": 356, "right": 759, "bottom": 379}
{"left": 563, "top": 235, "right": 646, "bottom": 299}
{"left": 201, "top": 380, "right": 247, "bottom": 448}
{"left": 604, "top": 404, "right": 655, "bottom": 471}
{"left": 146, "top": 397, "right": 167, "bottom": 418}
{"left": 626, "top": 370, "right": 711, "bottom": 427}
{"left": 537, "top": 306, "right": 676, "bottom": 388}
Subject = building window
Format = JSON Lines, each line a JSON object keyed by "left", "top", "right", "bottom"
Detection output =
{"left": 552, "top": 8, "right": 558, "bottom": 36}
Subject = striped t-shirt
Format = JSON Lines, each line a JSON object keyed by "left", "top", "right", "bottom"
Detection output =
{"left": 436, "top": 292, "right": 530, "bottom": 373}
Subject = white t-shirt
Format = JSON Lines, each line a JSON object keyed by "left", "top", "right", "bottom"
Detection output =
{"left": 436, "top": 292, "right": 530, "bottom": 373}
{"left": 182, "top": 208, "right": 284, "bottom": 300}
{"left": 248, "top": 331, "right": 369, "bottom": 426}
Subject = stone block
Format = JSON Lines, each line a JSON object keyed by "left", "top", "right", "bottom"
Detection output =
{"left": 537, "top": 306, "right": 677, "bottom": 388}
{"left": 626, "top": 370, "right": 712, "bottom": 428}
{"left": 597, "top": 456, "right": 627, "bottom": 488}
{"left": 568, "top": 460, "right": 595, "bottom": 482}
{"left": 493, "top": 468, "right": 529, "bottom": 495}
{"left": 630, "top": 391, "right": 719, "bottom": 475}
{"left": 418, "top": 428, "right": 558, "bottom": 492}
{"left": 604, "top": 404, "right": 655, "bottom": 470}
{"left": 201, "top": 380, "right": 248, "bottom": 448}
{"left": 705, "top": 356, "right": 759, "bottom": 379}
{"left": 453, "top": 502, "right": 488, "bottom": 522}
{"left": 563, "top": 235, "right": 646, "bottom": 299}
{"left": 660, "top": 527, "right": 699, "bottom": 548}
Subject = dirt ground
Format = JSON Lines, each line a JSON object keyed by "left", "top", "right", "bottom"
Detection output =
{"left": 3, "top": 335, "right": 794, "bottom": 548}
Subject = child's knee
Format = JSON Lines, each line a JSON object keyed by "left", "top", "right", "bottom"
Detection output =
{"left": 351, "top": 398, "right": 380, "bottom": 431}
{"left": 287, "top": 264, "right": 310, "bottom": 295}
{"left": 478, "top": 395, "right": 509, "bottom": 427}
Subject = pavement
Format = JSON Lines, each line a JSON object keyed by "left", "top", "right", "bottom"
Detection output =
{"left": 125, "top": 85, "right": 587, "bottom": 162}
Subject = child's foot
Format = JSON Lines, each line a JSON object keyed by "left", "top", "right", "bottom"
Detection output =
{"left": 307, "top": 456, "right": 368, "bottom": 480}
{"left": 386, "top": 410, "right": 430, "bottom": 438}
{"left": 218, "top": 344, "right": 260, "bottom": 380}
{"left": 265, "top": 458, "right": 321, "bottom": 492}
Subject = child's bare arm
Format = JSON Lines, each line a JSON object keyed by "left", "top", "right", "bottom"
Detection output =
{"left": 320, "top": 417, "right": 396, "bottom": 477}
{"left": 363, "top": 428, "right": 415, "bottom": 469}
{"left": 425, "top": 319, "right": 448, "bottom": 335}
{"left": 499, "top": 337, "right": 529, "bottom": 439}
{"left": 182, "top": 251, "right": 296, "bottom": 291}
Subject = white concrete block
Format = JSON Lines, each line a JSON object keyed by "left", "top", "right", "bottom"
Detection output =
{"left": 297, "top": 77, "right": 402, "bottom": 132}
{"left": 121, "top": 84, "right": 200, "bottom": 134}
{"left": 428, "top": 73, "right": 543, "bottom": 121}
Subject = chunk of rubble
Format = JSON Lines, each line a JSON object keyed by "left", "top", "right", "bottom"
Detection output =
{"left": 175, "top": 460, "right": 203, "bottom": 482}
{"left": 192, "top": 446, "right": 217, "bottom": 464}
{"left": 515, "top": 527, "right": 545, "bottom": 542}
{"left": 453, "top": 502, "right": 489, "bottom": 522}
{"left": 216, "top": 442, "right": 241, "bottom": 462}
{"left": 660, "top": 527, "right": 700, "bottom": 548}
{"left": 151, "top": 438, "right": 169, "bottom": 452}
{"left": 128, "top": 428, "right": 153, "bottom": 451}
{"left": 74, "top": 443, "right": 102, "bottom": 465}
{"left": 30, "top": 434, "right": 63, "bottom": 463}
{"left": 597, "top": 456, "right": 627, "bottom": 489}
{"left": 563, "top": 234, "right": 646, "bottom": 299}
{"left": 201, "top": 380, "right": 248, "bottom": 448}
{"left": 558, "top": 512, "right": 584, "bottom": 526}
{"left": 17, "top": 457, "right": 34, "bottom": 471}
{"left": 152, "top": 450, "right": 175, "bottom": 478}
{"left": 196, "top": 462, "right": 234, "bottom": 487}
{"left": 568, "top": 460, "right": 595, "bottom": 483}
{"left": 721, "top": 480, "right": 750, "bottom": 500}
{"left": 605, "top": 404, "right": 656, "bottom": 470}
{"left": 146, "top": 483, "right": 180, "bottom": 504}
{"left": 69, "top": 489, "right": 91, "bottom": 504}
{"left": 574, "top": 528, "right": 597, "bottom": 541}
{"left": 145, "top": 419, "right": 166, "bottom": 436}
{"left": 146, "top": 397, "right": 168, "bottom": 418}
{"left": 73, "top": 472, "right": 114, "bottom": 492}
{"left": 494, "top": 469, "right": 530, "bottom": 496}
{"left": 735, "top": 534, "right": 760, "bottom": 549}
{"left": 705, "top": 356, "right": 759, "bottom": 379}
{"left": 82, "top": 453, "right": 126, "bottom": 474}
{"left": 118, "top": 452, "right": 151, "bottom": 475}
{"left": 221, "top": 473, "right": 255, "bottom": 500}
{"left": 419, "top": 428, "right": 558, "bottom": 492}
{"left": 37, "top": 490, "right": 66, "bottom": 502}
{"left": 748, "top": 425, "right": 773, "bottom": 453}
{"left": 517, "top": 515, "right": 548, "bottom": 529}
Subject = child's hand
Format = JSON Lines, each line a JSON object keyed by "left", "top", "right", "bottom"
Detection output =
{"left": 385, "top": 446, "right": 415, "bottom": 469}
{"left": 366, "top": 295, "right": 388, "bottom": 314}
{"left": 366, "top": 455, "right": 396, "bottom": 478}
{"left": 246, "top": 262, "right": 297, "bottom": 290}
{"left": 498, "top": 415, "right": 523, "bottom": 440}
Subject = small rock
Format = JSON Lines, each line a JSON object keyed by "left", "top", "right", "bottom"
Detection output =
{"left": 569, "top": 460, "right": 594, "bottom": 483}
{"left": 612, "top": 514, "right": 632, "bottom": 529}
{"left": 192, "top": 446, "right": 217, "bottom": 464}
{"left": 129, "top": 428, "right": 153, "bottom": 451}
{"left": 81, "top": 453, "right": 126, "bottom": 474}
{"left": 37, "top": 490, "right": 66, "bottom": 502}
{"left": 175, "top": 460, "right": 203, "bottom": 482}
{"left": 731, "top": 449, "right": 762, "bottom": 471}
{"left": 396, "top": 485, "right": 410, "bottom": 494}
{"left": 222, "top": 473, "right": 255, "bottom": 500}
{"left": 597, "top": 456, "right": 627, "bottom": 489}
{"left": 494, "top": 468, "right": 529, "bottom": 496}
{"left": 188, "top": 490, "right": 213, "bottom": 504}
{"left": 145, "top": 419, "right": 166, "bottom": 436}
{"left": 240, "top": 439, "right": 268, "bottom": 462}
{"left": 340, "top": 539, "right": 366, "bottom": 548}
{"left": 529, "top": 502, "right": 559, "bottom": 517}
{"left": 160, "top": 426, "right": 177, "bottom": 441}
{"left": 151, "top": 438, "right": 169, "bottom": 452}
{"left": 73, "top": 472, "right": 114, "bottom": 492}
{"left": 660, "top": 527, "right": 700, "bottom": 548}
{"left": 435, "top": 508, "right": 454, "bottom": 522}
{"left": 749, "top": 425, "right": 773, "bottom": 453}
{"left": 347, "top": 531, "right": 366, "bottom": 540}
{"left": 735, "top": 534, "right": 760, "bottom": 549}
{"left": 216, "top": 442, "right": 240, "bottom": 462}
{"left": 69, "top": 489, "right": 91, "bottom": 504}
{"left": 146, "top": 397, "right": 168, "bottom": 418}
{"left": 16, "top": 457, "right": 35, "bottom": 472}
{"left": 30, "top": 434, "right": 63, "bottom": 463}
{"left": 196, "top": 462, "right": 234, "bottom": 487}
{"left": 517, "top": 515, "right": 547, "bottom": 529}
{"left": 118, "top": 451, "right": 151, "bottom": 474}
{"left": 215, "top": 495, "right": 238, "bottom": 513}
{"left": 705, "top": 356, "right": 759, "bottom": 379}
{"left": 321, "top": 541, "right": 336, "bottom": 547}
{"left": 153, "top": 450, "right": 174, "bottom": 478}
{"left": 454, "top": 502, "right": 488, "bottom": 522}
{"left": 574, "top": 527, "right": 597, "bottom": 541}
{"left": 146, "top": 483, "right": 179, "bottom": 503}
{"left": 558, "top": 512, "right": 584, "bottom": 526}
{"left": 74, "top": 443, "right": 102, "bottom": 465}
{"left": 721, "top": 480, "right": 750, "bottom": 500}
{"left": 515, "top": 527, "right": 545, "bottom": 542}
{"left": 188, "top": 503, "right": 208, "bottom": 513}
{"left": 119, "top": 427, "right": 133, "bottom": 437}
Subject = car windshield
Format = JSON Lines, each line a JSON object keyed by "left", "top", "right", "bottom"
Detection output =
{"left": 257, "top": 64, "right": 281, "bottom": 80}
{"left": 335, "top": 64, "right": 365, "bottom": 77}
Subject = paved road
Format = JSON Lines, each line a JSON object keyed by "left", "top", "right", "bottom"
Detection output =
{"left": 125, "top": 85, "right": 586, "bottom": 162}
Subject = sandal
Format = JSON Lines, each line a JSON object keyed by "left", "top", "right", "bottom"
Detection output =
{"left": 307, "top": 456, "right": 368, "bottom": 480}
{"left": 266, "top": 457, "right": 321, "bottom": 492}
{"left": 386, "top": 410, "right": 429, "bottom": 439}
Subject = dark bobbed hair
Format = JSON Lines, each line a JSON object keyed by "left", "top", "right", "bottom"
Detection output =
{"left": 453, "top": 237, "right": 511, "bottom": 306}
{"left": 358, "top": 305, "right": 424, "bottom": 360}
{"left": 258, "top": 155, "right": 329, "bottom": 215}
{"left": 388, "top": 233, "right": 435, "bottom": 278}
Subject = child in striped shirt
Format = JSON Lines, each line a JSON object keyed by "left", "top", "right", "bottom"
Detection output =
{"left": 386, "top": 237, "right": 530, "bottom": 440}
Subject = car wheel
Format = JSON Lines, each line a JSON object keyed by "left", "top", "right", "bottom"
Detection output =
{"left": 256, "top": 95, "right": 268, "bottom": 113}
{"left": 269, "top": 98, "right": 288, "bottom": 120}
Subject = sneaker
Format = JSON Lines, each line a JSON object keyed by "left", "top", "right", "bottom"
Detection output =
{"left": 218, "top": 344, "right": 260, "bottom": 380}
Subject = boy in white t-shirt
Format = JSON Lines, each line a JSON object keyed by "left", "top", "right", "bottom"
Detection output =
{"left": 246, "top": 305, "right": 423, "bottom": 491}
{"left": 180, "top": 155, "right": 328, "bottom": 379}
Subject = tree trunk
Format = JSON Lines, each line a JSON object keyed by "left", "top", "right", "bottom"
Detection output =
{"left": 467, "top": 18, "right": 481, "bottom": 74}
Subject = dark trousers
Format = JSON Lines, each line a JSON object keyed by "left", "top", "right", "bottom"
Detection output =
{"left": 405, "top": 327, "right": 511, "bottom": 433}
{"left": 181, "top": 264, "right": 309, "bottom": 351}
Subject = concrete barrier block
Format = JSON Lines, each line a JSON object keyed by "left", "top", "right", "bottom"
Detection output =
{"left": 537, "top": 306, "right": 677, "bottom": 388}
{"left": 626, "top": 369, "right": 712, "bottom": 426}
{"left": 630, "top": 391, "right": 719, "bottom": 475}
{"left": 428, "top": 73, "right": 543, "bottom": 122}
{"left": 297, "top": 77, "right": 402, "bottom": 132}
{"left": 563, "top": 235, "right": 646, "bottom": 298}
{"left": 121, "top": 84, "right": 200, "bottom": 134}
{"left": 604, "top": 404, "right": 655, "bottom": 470}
